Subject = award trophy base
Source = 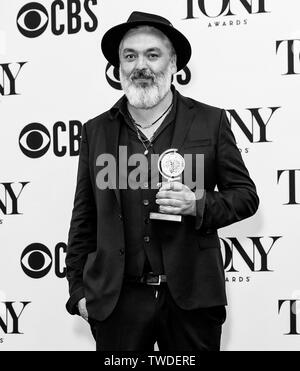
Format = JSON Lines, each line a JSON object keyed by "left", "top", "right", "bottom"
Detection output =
{"left": 149, "top": 212, "right": 182, "bottom": 222}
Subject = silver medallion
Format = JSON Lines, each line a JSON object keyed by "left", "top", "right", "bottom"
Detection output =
{"left": 158, "top": 148, "right": 185, "bottom": 181}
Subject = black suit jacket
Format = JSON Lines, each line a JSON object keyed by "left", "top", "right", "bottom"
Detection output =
{"left": 65, "top": 90, "right": 259, "bottom": 321}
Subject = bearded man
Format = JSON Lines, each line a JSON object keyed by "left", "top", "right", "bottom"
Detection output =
{"left": 65, "top": 11, "right": 259, "bottom": 351}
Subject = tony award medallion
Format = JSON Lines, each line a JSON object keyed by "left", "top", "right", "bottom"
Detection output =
{"left": 150, "top": 148, "right": 185, "bottom": 222}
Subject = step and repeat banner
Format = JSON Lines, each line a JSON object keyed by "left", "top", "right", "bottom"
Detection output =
{"left": 0, "top": 0, "right": 299, "bottom": 351}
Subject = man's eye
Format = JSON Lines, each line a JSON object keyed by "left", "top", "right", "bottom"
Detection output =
{"left": 148, "top": 54, "right": 159, "bottom": 59}
{"left": 125, "top": 54, "right": 135, "bottom": 60}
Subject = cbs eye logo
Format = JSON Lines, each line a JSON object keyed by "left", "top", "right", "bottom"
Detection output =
{"left": 21, "top": 243, "right": 66, "bottom": 279}
{"left": 17, "top": 2, "right": 48, "bottom": 38}
{"left": 19, "top": 123, "right": 50, "bottom": 158}
{"left": 19, "top": 121, "right": 82, "bottom": 158}
{"left": 16, "top": 0, "right": 98, "bottom": 38}
{"left": 105, "top": 63, "right": 192, "bottom": 89}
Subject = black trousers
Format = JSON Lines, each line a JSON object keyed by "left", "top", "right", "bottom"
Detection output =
{"left": 88, "top": 281, "right": 226, "bottom": 351}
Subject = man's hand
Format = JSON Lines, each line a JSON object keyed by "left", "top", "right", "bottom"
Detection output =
{"left": 156, "top": 181, "right": 196, "bottom": 216}
{"left": 77, "top": 297, "right": 88, "bottom": 322}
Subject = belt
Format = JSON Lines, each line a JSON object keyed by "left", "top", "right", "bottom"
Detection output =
{"left": 124, "top": 272, "right": 167, "bottom": 286}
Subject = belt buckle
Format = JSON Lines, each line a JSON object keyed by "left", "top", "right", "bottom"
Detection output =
{"left": 146, "top": 274, "right": 161, "bottom": 286}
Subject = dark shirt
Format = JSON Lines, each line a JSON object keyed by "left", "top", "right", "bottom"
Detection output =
{"left": 117, "top": 88, "right": 178, "bottom": 276}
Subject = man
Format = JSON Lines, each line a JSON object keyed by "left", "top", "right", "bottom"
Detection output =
{"left": 65, "top": 11, "right": 259, "bottom": 351}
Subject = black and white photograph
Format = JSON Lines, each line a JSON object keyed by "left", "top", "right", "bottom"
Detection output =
{"left": 0, "top": 0, "right": 299, "bottom": 353}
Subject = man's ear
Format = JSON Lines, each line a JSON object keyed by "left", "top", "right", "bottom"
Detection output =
{"left": 171, "top": 56, "right": 177, "bottom": 74}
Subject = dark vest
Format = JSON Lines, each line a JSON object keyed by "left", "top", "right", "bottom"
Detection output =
{"left": 119, "top": 93, "right": 177, "bottom": 276}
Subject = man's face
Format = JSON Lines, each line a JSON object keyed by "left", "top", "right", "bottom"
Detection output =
{"left": 119, "top": 27, "right": 177, "bottom": 109}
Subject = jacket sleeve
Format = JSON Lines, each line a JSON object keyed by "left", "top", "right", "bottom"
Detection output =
{"left": 65, "top": 122, "right": 97, "bottom": 315}
{"left": 195, "top": 109, "right": 259, "bottom": 232}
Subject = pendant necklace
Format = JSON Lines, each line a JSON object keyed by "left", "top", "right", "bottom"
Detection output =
{"left": 128, "top": 102, "right": 173, "bottom": 155}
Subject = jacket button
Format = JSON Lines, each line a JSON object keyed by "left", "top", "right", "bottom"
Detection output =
{"left": 118, "top": 214, "right": 123, "bottom": 220}
{"left": 119, "top": 248, "right": 125, "bottom": 255}
{"left": 143, "top": 199, "right": 150, "bottom": 206}
{"left": 144, "top": 236, "right": 150, "bottom": 243}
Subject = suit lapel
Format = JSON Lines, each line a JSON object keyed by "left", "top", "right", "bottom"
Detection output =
{"left": 170, "top": 91, "right": 196, "bottom": 152}
{"left": 104, "top": 117, "right": 122, "bottom": 208}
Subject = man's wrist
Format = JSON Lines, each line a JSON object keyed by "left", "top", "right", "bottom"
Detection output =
{"left": 190, "top": 199, "right": 197, "bottom": 216}
{"left": 186, "top": 195, "right": 197, "bottom": 216}
{"left": 194, "top": 190, "right": 206, "bottom": 230}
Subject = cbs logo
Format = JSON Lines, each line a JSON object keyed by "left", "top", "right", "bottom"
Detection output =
{"left": 19, "top": 121, "right": 82, "bottom": 158}
{"left": 21, "top": 243, "right": 66, "bottom": 279}
{"left": 105, "top": 63, "right": 192, "bottom": 90}
{"left": 16, "top": 0, "right": 98, "bottom": 38}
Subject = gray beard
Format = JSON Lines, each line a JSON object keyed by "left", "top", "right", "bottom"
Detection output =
{"left": 119, "top": 64, "right": 173, "bottom": 109}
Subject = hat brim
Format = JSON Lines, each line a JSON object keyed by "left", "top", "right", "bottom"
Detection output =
{"left": 101, "top": 20, "right": 191, "bottom": 72}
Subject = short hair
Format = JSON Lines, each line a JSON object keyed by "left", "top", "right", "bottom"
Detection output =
{"left": 119, "top": 25, "right": 177, "bottom": 62}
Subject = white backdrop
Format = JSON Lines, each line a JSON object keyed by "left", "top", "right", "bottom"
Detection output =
{"left": 1, "top": 0, "right": 300, "bottom": 351}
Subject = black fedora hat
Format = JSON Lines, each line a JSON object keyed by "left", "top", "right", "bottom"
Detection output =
{"left": 101, "top": 11, "right": 191, "bottom": 72}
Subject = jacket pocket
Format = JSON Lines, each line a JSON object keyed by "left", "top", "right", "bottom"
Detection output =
{"left": 184, "top": 138, "right": 212, "bottom": 148}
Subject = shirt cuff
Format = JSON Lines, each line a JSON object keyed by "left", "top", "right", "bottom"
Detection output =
{"left": 66, "top": 287, "right": 85, "bottom": 315}
{"left": 194, "top": 190, "right": 206, "bottom": 230}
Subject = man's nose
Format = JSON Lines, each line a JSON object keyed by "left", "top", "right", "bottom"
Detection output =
{"left": 135, "top": 56, "right": 148, "bottom": 69}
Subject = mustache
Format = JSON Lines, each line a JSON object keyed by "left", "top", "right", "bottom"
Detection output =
{"left": 130, "top": 69, "right": 156, "bottom": 81}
